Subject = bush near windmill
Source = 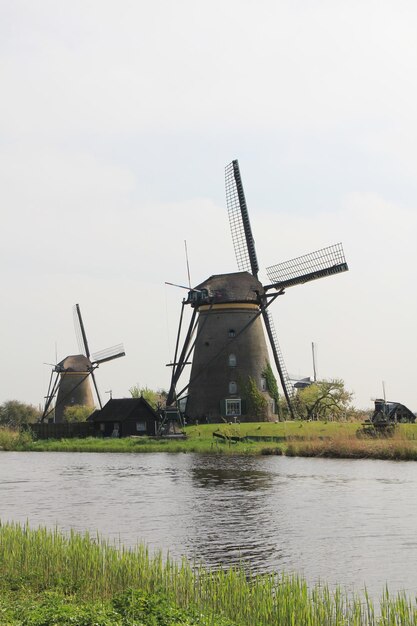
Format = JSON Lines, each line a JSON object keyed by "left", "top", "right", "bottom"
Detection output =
{"left": 62, "top": 404, "right": 93, "bottom": 422}
{"left": 294, "top": 379, "right": 354, "bottom": 421}
{"left": 0, "top": 400, "right": 40, "bottom": 428}
{"left": 129, "top": 384, "right": 167, "bottom": 409}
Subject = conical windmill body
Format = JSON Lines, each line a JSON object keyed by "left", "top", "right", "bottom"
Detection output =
{"left": 53, "top": 355, "right": 95, "bottom": 422}
{"left": 42, "top": 304, "right": 125, "bottom": 422}
{"left": 185, "top": 271, "right": 275, "bottom": 420}
{"left": 167, "top": 160, "right": 348, "bottom": 422}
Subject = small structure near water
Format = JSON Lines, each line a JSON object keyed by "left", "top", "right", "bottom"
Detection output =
{"left": 88, "top": 397, "right": 159, "bottom": 437}
{"left": 371, "top": 399, "right": 416, "bottom": 425}
{"left": 358, "top": 398, "right": 416, "bottom": 437}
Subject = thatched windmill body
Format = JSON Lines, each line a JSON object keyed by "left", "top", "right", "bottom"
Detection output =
{"left": 167, "top": 161, "right": 348, "bottom": 422}
{"left": 42, "top": 304, "right": 125, "bottom": 422}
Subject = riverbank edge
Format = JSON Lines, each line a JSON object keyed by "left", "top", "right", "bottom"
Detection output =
{"left": 2, "top": 422, "right": 417, "bottom": 460}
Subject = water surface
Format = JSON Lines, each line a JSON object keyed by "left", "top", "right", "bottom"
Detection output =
{"left": 1, "top": 452, "right": 416, "bottom": 598}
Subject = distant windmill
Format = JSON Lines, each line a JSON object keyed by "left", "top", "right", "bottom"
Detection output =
{"left": 41, "top": 304, "right": 125, "bottom": 422}
{"left": 166, "top": 160, "right": 348, "bottom": 422}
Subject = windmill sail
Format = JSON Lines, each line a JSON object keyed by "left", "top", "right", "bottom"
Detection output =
{"left": 261, "top": 308, "right": 296, "bottom": 417}
{"left": 265, "top": 243, "right": 348, "bottom": 290}
{"left": 225, "top": 160, "right": 259, "bottom": 277}
{"left": 91, "top": 344, "right": 125, "bottom": 365}
{"left": 73, "top": 304, "right": 91, "bottom": 357}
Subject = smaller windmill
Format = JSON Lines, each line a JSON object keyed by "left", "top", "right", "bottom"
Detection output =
{"left": 41, "top": 304, "right": 125, "bottom": 422}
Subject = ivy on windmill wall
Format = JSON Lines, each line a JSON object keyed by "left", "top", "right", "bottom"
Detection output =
{"left": 262, "top": 363, "right": 280, "bottom": 408}
{"left": 243, "top": 376, "right": 269, "bottom": 421}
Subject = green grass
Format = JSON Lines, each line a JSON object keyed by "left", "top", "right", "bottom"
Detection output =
{"left": 4, "top": 421, "right": 417, "bottom": 460}
{"left": 2, "top": 521, "right": 417, "bottom": 625}
{"left": 0, "top": 587, "right": 237, "bottom": 625}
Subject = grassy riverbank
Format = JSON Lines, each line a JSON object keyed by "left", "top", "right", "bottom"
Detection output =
{"left": 1, "top": 521, "right": 416, "bottom": 626}
{"left": 3, "top": 421, "right": 417, "bottom": 460}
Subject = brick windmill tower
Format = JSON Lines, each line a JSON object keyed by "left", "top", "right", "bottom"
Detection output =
{"left": 166, "top": 161, "right": 348, "bottom": 422}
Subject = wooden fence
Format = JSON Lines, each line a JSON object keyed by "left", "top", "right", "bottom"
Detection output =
{"left": 30, "top": 422, "right": 96, "bottom": 440}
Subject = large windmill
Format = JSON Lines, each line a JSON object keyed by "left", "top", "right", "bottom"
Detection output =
{"left": 166, "top": 160, "right": 348, "bottom": 422}
{"left": 41, "top": 304, "right": 125, "bottom": 422}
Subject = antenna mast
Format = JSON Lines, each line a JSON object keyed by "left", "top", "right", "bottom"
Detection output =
{"left": 184, "top": 240, "right": 192, "bottom": 289}
{"left": 312, "top": 342, "right": 318, "bottom": 382}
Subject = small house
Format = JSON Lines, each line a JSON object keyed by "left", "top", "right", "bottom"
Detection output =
{"left": 88, "top": 397, "right": 159, "bottom": 437}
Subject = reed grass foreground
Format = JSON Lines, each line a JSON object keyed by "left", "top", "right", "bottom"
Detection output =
{"left": 1, "top": 521, "right": 417, "bottom": 625}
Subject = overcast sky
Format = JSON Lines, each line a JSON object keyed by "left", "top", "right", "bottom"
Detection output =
{"left": 1, "top": 0, "right": 417, "bottom": 411}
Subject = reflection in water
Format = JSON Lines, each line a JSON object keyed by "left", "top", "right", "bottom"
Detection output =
{"left": 187, "top": 457, "right": 277, "bottom": 566}
{"left": 1, "top": 451, "right": 417, "bottom": 598}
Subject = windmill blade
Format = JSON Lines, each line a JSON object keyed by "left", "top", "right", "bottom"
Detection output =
{"left": 167, "top": 301, "right": 187, "bottom": 405}
{"left": 165, "top": 281, "right": 202, "bottom": 292}
{"left": 73, "top": 304, "right": 91, "bottom": 358}
{"left": 225, "top": 160, "right": 259, "bottom": 277}
{"left": 167, "top": 307, "right": 198, "bottom": 406}
{"left": 261, "top": 307, "right": 296, "bottom": 419}
{"left": 91, "top": 344, "right": 125, "bottom": 365}
{"left": 265, "top": 243, "right": 348, "bottom": 290}
{"left": 41, "top": 370, "right": 60, "bottom": 422}
{"left": 90, "top": 369, "right": 102, "bottom": 409}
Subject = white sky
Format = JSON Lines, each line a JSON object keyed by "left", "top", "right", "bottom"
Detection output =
{"left": 1, "top": 0, "right": 417, "bottom": 411}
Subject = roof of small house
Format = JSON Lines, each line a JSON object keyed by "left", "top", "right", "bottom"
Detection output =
{"left": 88, "top": 397, "right": 159, "bottom": 423}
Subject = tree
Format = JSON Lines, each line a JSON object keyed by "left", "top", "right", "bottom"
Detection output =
{"left": 295, "top": 379, "right": 354, "bottom": 421}
{"left": 62, "top": 404, "right": 92, "bottom": 422}
{"left": 0, "top": 400, "right": 41, "bottom": 428}
{"left": 129, "top": 385, "right": 167, "bottom": 409}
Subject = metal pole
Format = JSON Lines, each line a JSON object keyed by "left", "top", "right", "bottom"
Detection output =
{"left": 312, "top": 342, "right": 317, "bottom": 382}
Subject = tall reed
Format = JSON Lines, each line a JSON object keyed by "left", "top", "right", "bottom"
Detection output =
{"left": 0, "top": 426, "right": 33, "bottom": 450}
{"left": 1, "top": 521, "right": 417, "bottom": 625}
{"left": 285, "top": 428, "right": 417, "bottom": 460}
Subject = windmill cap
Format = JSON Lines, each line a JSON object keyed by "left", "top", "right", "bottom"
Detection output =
{"left": 194, "top": 271, "right": 264, "bottom": 304}
{"left": 57, "top": 354, "right": 92, "bottom": 372}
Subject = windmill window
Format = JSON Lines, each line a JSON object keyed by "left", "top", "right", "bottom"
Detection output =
{"left": 260, "top": 377, "right": 267, "bottom": 391}
{"left": 99, "top": 423, "right": 105, "bottom": 432}
{"left": 226, "top": 399, "right": 241, "bottom": 416}
{"left": 136, "top": 421, "right": 147, "bottom": 432}
{"left": 228, "top": 329, "right": 236, "bottom": 338}
{"left": 228, "top": 353, "right": 237, "bottom": 367}
{"left": 229, "top": 381, "right": 237, "bottom": 394}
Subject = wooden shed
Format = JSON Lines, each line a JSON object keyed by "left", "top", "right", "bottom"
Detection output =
{"left": 88, "top": 398, "right": 159, "bottom": 437}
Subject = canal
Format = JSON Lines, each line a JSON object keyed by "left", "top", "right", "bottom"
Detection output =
{"left": 1, "top": 452, "right": 415, "bottom": 598}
